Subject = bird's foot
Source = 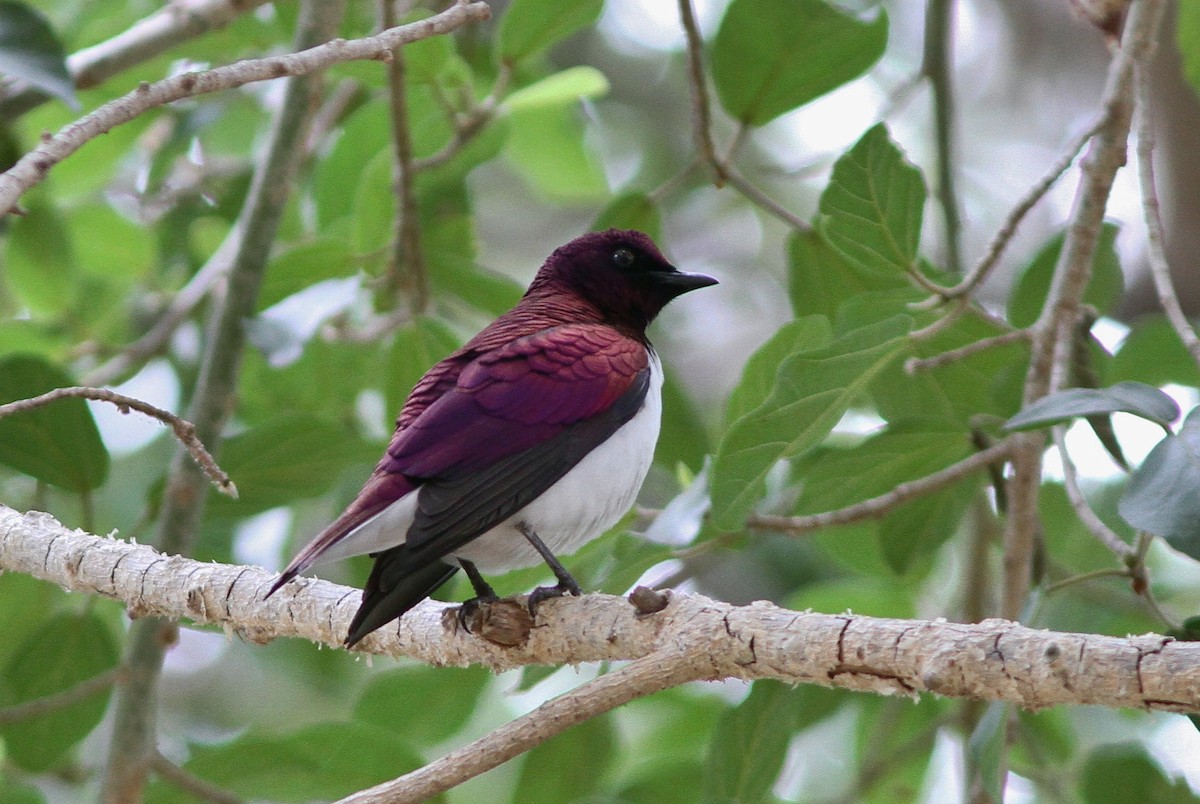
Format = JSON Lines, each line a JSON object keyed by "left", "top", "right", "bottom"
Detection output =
{"left": 527, "top": 577, "right": 583, "bottom": 617}
{"left": 456, "top": 592, "right": 500, "bottom": 631}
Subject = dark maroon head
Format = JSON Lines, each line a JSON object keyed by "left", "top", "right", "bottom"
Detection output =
{"left": 528, "top": 229, "right": 717, "bottom": 333}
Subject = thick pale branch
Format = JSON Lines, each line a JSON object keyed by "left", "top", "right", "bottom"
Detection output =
{"left": 3, "top": 504, "right": 1199, "bottom": 715}
{"left": 0, "top": 0, "right": 492, "bottom": 216}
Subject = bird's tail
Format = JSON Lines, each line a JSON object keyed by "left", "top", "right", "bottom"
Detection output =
{"left": 344, "top": 547, "right": 459, "bottom": 647}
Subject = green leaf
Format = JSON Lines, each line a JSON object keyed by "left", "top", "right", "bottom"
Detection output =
{"left": 512, "top": 713, "right": 615, "bottom": 804}
{"left": 619, "top": 762, "right": 706, "bottom": 803}
{"left": 818, "top": 124, "right": 926, "bottom": 277}
{"left": 0, "top": 574, "right": 59, "bottom": 669}
{"left": 787, "top": 228, "right": 905, "bottom": 321}
{"left": 69, "top": 203, "right": 154, "bottom": 283}
{"left": 144, "top": 723, "right": 424, "bottom": 803}
{"left": 0, "top": 320, "right": 67, "bottom": 361}
{"left": 712, "top": 315, "right": 911, "bottom": 530}
{"left": 656, "top": 371, "right": 710, "bottom": 470}
{"left": 703, "top": 680, "right": 798, "bottom": 804}
{"left": 0, "top": 354, "right": 109, "bottom": 491}
{"left": 0, "top": 2, "right": 76, "bottom": 108}
{"left": 711, "top": 0, "right": 887, "bottom": 125}
{"left": 1177, "top": 2, "right": 1200, "bottom": 97}
{"left": 206, "top": 414, "right": 375, "bottom": 517}
{"left": 385, "top": 317, "right": 463, "bottom": 427}
{"left": 418, "top": 178, "right": 524, "bottom": 317}
{"left": 786, "top": 574, "right": 916, "bottom": 618}
{"left": 1081, "top": 743, "right": 1196, "bottom": 803}
{"left": 593, "top": 192, "right": 662, "bottom": 243}
{"left": 258, "top": 239, "right": 357, "bottom": 310}
{"left": 353, "top": 666, "right": 489, "bottom": 746}
{"left": 314, "top": 101, "right": 390, "bottom": 230}
{"left": 967, "top": 703, "right": 1008, "bottom": 804}
{"left": 497, "top": 0, "right": 603, "bottom": 65}
{"left": 1119, "top": 407, "right": 1200, "bottom": 557}
{"left": 872, "top": 306, "right": 1028, "bottom": 426}
{"left": 4, "top": 194, "right": 75, "bottom": 314}
{"left": 792, "top": 419, "right": 977, "bottom": 573}
{"left": 353, "top": 148, "right": 395, "bottom": 257}
{"left": 1005, "top": 381, "right": 1179, "bottom": 432}
{"left": 880, "top": 480, "right": 976, "bottom": 573}
{"left": 1110, "top": 315, "right": 1200, "bottom": 389}
{"left": 240, "top": 337, "right": 377, "bottom": 427}
{"left": 794, "top": 419, "right": 973, "bottom": 513}
{"left": 505, "top": 65, "right": 609, "bottom": 111}
{"left": 0, "top": 612, "right": 117, "bottom": 772}
{"left": 504, "top": 104, "right": 607, "bottom": 201}
{"left": 725, "top": 316, "right": 833, "bottom": 427}
{"left": 1007, "top": 224, "right": 1124, "bottom": 329}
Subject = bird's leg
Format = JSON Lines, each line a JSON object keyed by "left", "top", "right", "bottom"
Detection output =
{"left": 456, "top": 558, "right": 500, "bottom": 629}
{"left": 518, "top": 522, "right": 584, "bottom": 615}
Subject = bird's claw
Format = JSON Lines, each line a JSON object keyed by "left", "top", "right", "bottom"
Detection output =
{"left": 456, "top": 593, "right": 499, "bottom": 630}
{"left": 527, "top": 579, "right": 583, "bottom": 616}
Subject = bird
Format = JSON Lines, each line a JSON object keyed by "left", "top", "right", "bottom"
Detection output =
{"left": 266, "top": 229, "right": 717, "bottom": 646}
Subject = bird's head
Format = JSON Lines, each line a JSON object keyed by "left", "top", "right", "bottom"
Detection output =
{"left": 529, "top": 229, "right": 718, "bottom": 333}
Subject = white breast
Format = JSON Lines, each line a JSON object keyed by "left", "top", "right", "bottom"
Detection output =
{"left": 453, "top": 352, "right": 663, "bottom": 572}
{"left": 313, "top": 353, "right": 663, "bottom": 574}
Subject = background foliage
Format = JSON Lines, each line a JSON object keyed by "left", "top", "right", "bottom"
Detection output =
{"left": 3, "top": 0, "right": 1200, "bottom": 801}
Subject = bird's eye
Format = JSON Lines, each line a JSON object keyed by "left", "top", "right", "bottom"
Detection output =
{"left": 612, "top": 248, "right": 636, "bottom": 268}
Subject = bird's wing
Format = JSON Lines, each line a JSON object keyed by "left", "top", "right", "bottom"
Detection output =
{"left": 386, "top": 323, "right": 649, "bottom": 548}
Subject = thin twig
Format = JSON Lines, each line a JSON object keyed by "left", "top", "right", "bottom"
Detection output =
{"left": 906, "top": 328, "right": 1032, "bottom": 373}
{"left": 0, "top": 1, "right": 493, "bottom": 216}
{"left": 0, "top": 667, "right": 124, "bottom": 725}
{"left": 411, "top": 65, "right": 509, "bottom": 173}
{"left": 0, "top": 387, "right": 236, "bottom": 497}
{"left": 1052, "top": 427, "right": 1133, "bottom": 559}
{"left": 1135, "top": 67, "right": 1200, "bottom": 368}
{"left": 748, "top": 440, "right": 1012, "bottom": 535}
{"left": 380, "top": 0, "right": 428, "bottom": 314}
{"left": 677, "top": 0, "right": 725, "bottom": 185}
{"left": 923, "top": 0, "right": 963, "bottom": 273}
{"left": 151, "top": 751, "right": 243, "bottom": 804}
{"left": 675, "top": 0, "right": 809, "bottom": 231}
{"left": 922, "top": 120, "right": 1102, "bottom": 305}
{"left": 1044, "top": 567, "right": 1130, "bottom": 595}
{"left": 722, "top": 163, "right": 810, "bottom": 231}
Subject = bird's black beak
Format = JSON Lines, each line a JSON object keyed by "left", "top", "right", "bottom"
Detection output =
{"left": 657, "top": 270, "right": 719, "bottom": 294}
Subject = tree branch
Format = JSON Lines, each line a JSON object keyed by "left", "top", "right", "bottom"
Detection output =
{"left": 0, "top": 0, "right": 274, "bottom": 118}
{"left": 1002, "top": 0, "right": 1163, "bottom": 620}
{"left": 380, "top": 0, "right": 428, "bottom": 314}
{"left": 0, "top": 0, "right": 493, "bottom": 217}
{"left": 6, "top": 503, "right": 1200, "bottom": 798}
{"left": 5, "top": 503, "right": 1194, "bottom": 712}
{"left": 0, "top": 387, "right": 236, "bottom": 497}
